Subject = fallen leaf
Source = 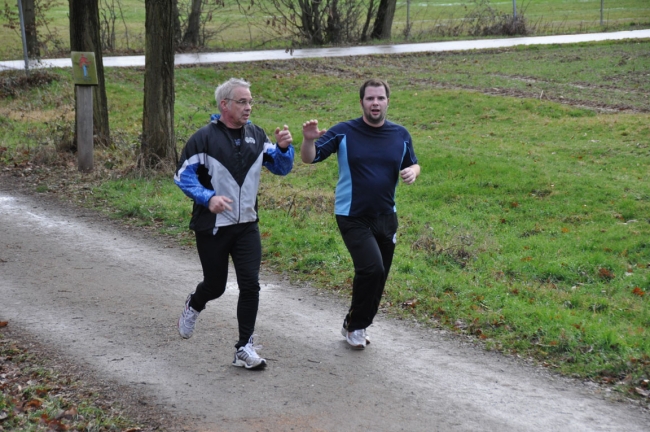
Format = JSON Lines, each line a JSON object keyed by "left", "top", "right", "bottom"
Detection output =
{"left": 401, "top": 299, "right": 418, "bottom": 308}
{"left": 26, "top": 399, "right": 43, "bottom": 409}
{"left": 598, "top": 268, "right": 615, "bottom": 280}
{"left": 58, "top": 407, "right": 77, "bottom": 420}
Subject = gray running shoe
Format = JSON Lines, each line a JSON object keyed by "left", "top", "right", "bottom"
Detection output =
{"left": 178, "top": 293, "right": 200, "bottom": 339}
{"left": 233, "top": 335, "right": 267, "bottom": 369}
{"left": 341, "top": 328, "right": 367, "bottom": 349}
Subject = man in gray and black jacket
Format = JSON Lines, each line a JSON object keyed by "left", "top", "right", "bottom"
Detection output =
{"left": 174, "top": 77, "right": 294, "bottom": 369}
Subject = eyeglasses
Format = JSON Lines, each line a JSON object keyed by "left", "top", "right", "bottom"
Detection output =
{"left": 225, "top": 98, "right": 255, "bottom": 106}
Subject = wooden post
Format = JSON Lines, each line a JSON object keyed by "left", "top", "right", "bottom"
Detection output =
{"left": 71, "top": 51, "right": 99, "bottom": 172}
{"left": 76, "top": 86, "right": 93, "bottom": 172}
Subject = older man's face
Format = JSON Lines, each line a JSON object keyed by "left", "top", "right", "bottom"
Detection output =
{"left": 221, "top": 86, "right": 253, "bottom": 128}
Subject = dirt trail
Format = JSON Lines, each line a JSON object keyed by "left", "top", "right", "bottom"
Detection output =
{"left": 1, "top": 184, "right": 649, "bottom": 431}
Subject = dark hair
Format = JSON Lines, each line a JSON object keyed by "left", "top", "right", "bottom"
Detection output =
{"left": 359, "top": 79, "right": 390, "bottom": 100}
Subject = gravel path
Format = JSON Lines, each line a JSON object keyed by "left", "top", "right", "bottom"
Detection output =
{"left": 1, "top": 183, "right": 649, "bottom": 431}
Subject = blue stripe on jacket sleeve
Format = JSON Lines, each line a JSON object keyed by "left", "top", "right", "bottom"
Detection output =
{"left": 174, "top": 159, "right": 215, "bottom": 207}
{"left": 263, "top": 144, "right": 294, "bottom": 175}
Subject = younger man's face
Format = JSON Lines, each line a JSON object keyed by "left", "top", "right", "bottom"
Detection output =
{"left": 361, "top": 85, "right": 388, "bottom": 127}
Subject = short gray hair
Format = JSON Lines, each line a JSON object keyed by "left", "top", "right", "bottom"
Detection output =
{"left": 214, "top": 78, "right": 251, "bottom": 113}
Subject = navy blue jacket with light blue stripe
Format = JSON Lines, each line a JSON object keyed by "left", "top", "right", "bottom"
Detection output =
{"left": 174, "top": 115, "right": 294, "bottom": 234}
{"left": 311, "top": 117, "right": 417, "bottom": 217}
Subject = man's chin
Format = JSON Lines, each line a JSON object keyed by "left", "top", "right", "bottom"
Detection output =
{"left": 365, "top": 115, "right": 385, "bottom": 125}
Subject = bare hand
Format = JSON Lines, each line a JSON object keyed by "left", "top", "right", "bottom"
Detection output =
{"left": 208, "top": 195, "right": 233, "bottom": 214}
{"left": 302, "top": 119, "right": 327, "bottom": 141}
{"left": 274, "top": 125, "right": 292, "bottom": 148}
{"left": 400, "top": 167, "right": 417, "bottom": 185}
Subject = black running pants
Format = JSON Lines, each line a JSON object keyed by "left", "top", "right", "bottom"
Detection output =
{"left": 190, "top": 222, "right": 262, "bottom": 349}
{"left": 336, "top": 213, "right": 398, "bottom": 331}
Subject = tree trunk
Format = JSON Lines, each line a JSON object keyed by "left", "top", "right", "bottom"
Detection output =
{"left": 21, "top": 0, "right": 39, "bottom": 57}
{"left": 69, "top": 0, "right": 110, "bottom": 147}
{"left": 326, "top": 0, "right": 341, "bottom": 44}
{"left": 361, "top": 0, "right": 376, "bottom": 42}
{"left": 370, "top": 0, "right": 396, "bottom": 40}
{"left": 142, "top": 0, "right": 176, "bottom": 168}
{"left": 172, "top": 0, "right": 182, "bottom": 48}
{"left": 181, "top": 0, "right": 202, "bottom": 47}
{"left": 298, "top": 0, "right": 324, "bottom": 45}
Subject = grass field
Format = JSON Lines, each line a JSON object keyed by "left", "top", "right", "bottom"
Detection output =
{"left": 0, "top": 0, "right": 649, "bottom": 59}
{"left": 1, "top": 37, "right": 649, "bottom": 402}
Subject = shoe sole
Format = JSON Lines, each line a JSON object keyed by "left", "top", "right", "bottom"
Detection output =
{"left": 232, "top": 359, "right": 267, "bottom": 370}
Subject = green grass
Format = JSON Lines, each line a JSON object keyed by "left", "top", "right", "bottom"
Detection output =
{"left": 1, "top": 38, "right": 650, "bottom": 397}
{"left": 398, "top": 0, "right": 650, "bottom": 38}
{"left": 0, "top": 0, "right": 649, "bottom": 59}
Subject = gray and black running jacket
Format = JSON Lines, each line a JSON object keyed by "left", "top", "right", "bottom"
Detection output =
{"left": 174, "top": 115, "right": 294, "bottom": 234}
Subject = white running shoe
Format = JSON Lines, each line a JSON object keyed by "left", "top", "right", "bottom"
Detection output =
{"left": 178, "top": 293, "right": 200, "bottom": 339}
{"left": 341, "top": 328, "right": 367, "bottom": 349}
{"left": 341, "top": 327, "right": 370, "bottom": 345}
{"left": 233, "top": 335, "right": 267, "bottom": 370}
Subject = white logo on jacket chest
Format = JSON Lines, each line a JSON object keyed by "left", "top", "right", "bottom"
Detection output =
{"left": 245, "top": 137, "right": 256, "bottom": 144}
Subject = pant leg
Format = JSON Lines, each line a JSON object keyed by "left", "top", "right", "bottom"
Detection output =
{"left": 371, "top": 213, "right": 398, "bottom": 321}
{"left": 336, "top": 215, "right": 387, "bottom": 331}
{"left": 190, "top": 229, "right": 233, "bottom": 311}
{"left": 229, "top": 222, "right": 262, "bottom": 348}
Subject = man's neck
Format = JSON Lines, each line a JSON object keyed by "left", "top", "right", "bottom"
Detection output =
{"left": 362, "top": 117, "right": 385, "bottom": 128}
{"left": 219, "top": 116, "right": 243, "bottom": 129}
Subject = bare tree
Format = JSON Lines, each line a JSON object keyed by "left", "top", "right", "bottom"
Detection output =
{"left": 174, "top": 0, "right": 229, "bottom": 51}
{"left": 99, "top": 0, "right": 131, "bottom": 52}
{"left": 69, "top": 0, "right": 110, "bottom": 147}
{"left": 238, "top": 0, "right": 368, "bottom": 46}
{"left": 173, "top": 0, "right": 182, "bottom": 47}
{"left": 21, "top": 0, "right": 39, "bottom": 56}
{"left": 142, "top": 0, "right": 176, "bottom": 167}
{"left": 370, "top": 0, "right": 396, "bottom": 40}
{"left": 3, "top": 0, "right": 39, "bottom": 57}
{"left": 181, "top": 0, "right": 201, "bottom": 46}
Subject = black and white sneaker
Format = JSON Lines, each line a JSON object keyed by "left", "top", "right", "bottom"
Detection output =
{"left": 233, "top": 335, "right": 267, "bottom": 369}
{"left": 178, "top": 293, "right": 200, "bottom": 339}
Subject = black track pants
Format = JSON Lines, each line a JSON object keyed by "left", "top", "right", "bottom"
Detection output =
{"left": 336, "top": 213, "right": 398, "bottom": 331}
{"left": 190, "top": 222, "right": 262, "bottom": 348}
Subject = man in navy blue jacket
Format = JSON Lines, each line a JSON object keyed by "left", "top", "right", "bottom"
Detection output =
{"left": 301, "top": 78, "right": 420, "bottom": 350}
{"left": 175, "top": 77, "right": 294, "bottom": 369}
